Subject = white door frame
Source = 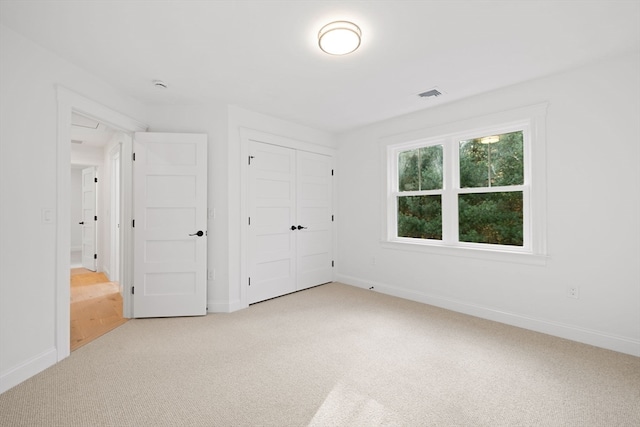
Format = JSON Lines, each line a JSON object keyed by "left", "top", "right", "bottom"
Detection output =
{"left": 239, "top": 127, "right": 337, "bottom": 308}
{"left": 109, "top": 144, "right": 121, "bottom": 288}
{"left": 56, "top": 86, "right": 147, "bottom": 362}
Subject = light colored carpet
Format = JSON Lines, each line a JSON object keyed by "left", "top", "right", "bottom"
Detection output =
{"left": 1, "top": 283, "right": 639, "bottom": 426}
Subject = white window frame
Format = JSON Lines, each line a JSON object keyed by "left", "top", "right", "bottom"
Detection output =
{"left": 381, "top": 103, "right": 548, "bottom": 265}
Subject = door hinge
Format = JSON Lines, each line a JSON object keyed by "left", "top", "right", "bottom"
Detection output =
{"left": 132, "top": 152, "right": 136, "bottom": 161}
{"left": 248, "top": 155, "right": 254, "bottom": 165}
{"left": 248, "top": 277, "right": 251, "bottom": 286}
{"left": 131, "top": 286, "right": 135, "bottom": 295}
{"left": 332, "top": 260, "right": 334, "bottom": 267}
{"left": 132, "top": 219, "right": 135, "bottom": 228}
{"left": 331, "top": 169, "right": 334, "bottom": 176}
{"left": 94, "top": 215, "right": 97, "bottom": 221}
{"left": 94, "top": 177, "right": 98, "bottom": 183}
{"left": 248, "top": 217, "right": 251, "bottom": 225}
{"left": 94, "top": 253, "right": 97, "bottom": 260}
{"left": 331, "top": 214, "right": 334, "bottom": 222}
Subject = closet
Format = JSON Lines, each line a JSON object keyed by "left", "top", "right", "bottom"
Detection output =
{"left": 248, "top": 140, "right": 333, "bottom": 304}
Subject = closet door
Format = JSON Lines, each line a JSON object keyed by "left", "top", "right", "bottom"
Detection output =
{"left": 248, "top": 141, "right": 333, "bottom": 304}
{"left": 248, "top": 142, "right": 297, "bottom": 304}
{"left": 296, "top": 151, "right": 333, "bottom": 290}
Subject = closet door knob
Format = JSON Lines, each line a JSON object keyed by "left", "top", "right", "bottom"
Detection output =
{"left": 290, "top": 225, "right": 297, "bottom": 231}
{"left": 79, "top": 221, "right": 84, "bottom": 225}
{"left": 297, "top": 225, "right": 308, "bottom": 230}
{"left": 189, "top": 230, "right": 204, "bottom": 237}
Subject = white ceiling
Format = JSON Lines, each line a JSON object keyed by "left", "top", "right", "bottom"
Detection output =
{"left": 1, "top": 1, "right": 639, "bottom": 134}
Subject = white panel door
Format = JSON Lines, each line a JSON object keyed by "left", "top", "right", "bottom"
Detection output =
{"left": 81, "top": 166, "right": 97, "bottom": 271}
{"left": 248, "top": 141, "right": 333, "bottom": 304}
{"left": 248, "top": 141, "right": 297, "bottom": 304}
{"left": 133, "top": 132, "right": 207, "bottom": 318}
{"left": 296, "top": 151, "right": 333, "bottom": 290}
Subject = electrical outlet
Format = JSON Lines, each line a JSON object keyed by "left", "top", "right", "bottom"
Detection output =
{"left": 567, "top": 286, "right": 579, "bottom": 299}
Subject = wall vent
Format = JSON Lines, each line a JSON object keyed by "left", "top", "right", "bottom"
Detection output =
{"left": 418, "top": 88, "right": 443, "bottom": 98}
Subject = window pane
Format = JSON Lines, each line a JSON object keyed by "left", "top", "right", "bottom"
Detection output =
{"left": 398, "top": 145, "right": 443, "bottom": 192}
{"left": 398, "top": 195, "right": 442, "bottom": 239}
{"left": 398, "top": 149, "right": 419, "bottom": 191}
{"left": 419, "top": 145, "right": 443, "bottom": 190}
{"left": 459, "top": 131, "right": 524, "bottom": 188}
{"left": 459, "top": 192, "right": 523, "bottom": 246}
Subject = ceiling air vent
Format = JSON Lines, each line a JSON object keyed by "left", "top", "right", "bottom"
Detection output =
{"left": 418, "top": 88, "right": 443, "bottom": 98}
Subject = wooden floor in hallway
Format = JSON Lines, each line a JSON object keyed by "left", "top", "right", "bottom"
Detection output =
{"left": 70, "top": 268, "right": 128, "bottom": 351}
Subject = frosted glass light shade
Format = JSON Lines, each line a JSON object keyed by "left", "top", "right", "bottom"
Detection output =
{"left": 318, "top": 21, "right": 361, "bottom": 55}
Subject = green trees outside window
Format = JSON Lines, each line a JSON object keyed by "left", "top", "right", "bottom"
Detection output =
{"left": 458, "top": 131, "right": 524, "bottom": 245}
{"left": 397, "top": 145, "right": 443, "bottom": 239}
{"left": 395, "top": 130, "right": 525, "bottom": 247}
{"left": 459, "top": 131, "right": 523, "bottom": 188}
{"left": 398, "top": 145, "right": 443, "bottom": 191}
{"left": 398, "top": 195, "right": 442, "bottom": 239}
{"left": 458, "top": 192, "right": 523, "bottom": 246}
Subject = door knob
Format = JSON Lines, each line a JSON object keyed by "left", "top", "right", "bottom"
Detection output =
{"left": 79, "top": 221, "right": 84, "bottom": 225}
{"left": 290, "top": 225, "right": 297, "bottom": 231}
{"left": 297, "top": 225, "right": 308, "bottom": 230}
{"left": 189, "top": 230, "right": 204, "bottom": 237}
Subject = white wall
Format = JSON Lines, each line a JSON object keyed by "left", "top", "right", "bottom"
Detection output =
{"left": 336, "top": 51, "right": 640, "bottom": 356}
{"left": 0, "top": 24, "right": 147, "bottom": 392}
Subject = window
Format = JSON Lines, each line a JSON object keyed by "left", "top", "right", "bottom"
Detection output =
{"left": 384, "top": 104, "right": 547, "bottom": 262}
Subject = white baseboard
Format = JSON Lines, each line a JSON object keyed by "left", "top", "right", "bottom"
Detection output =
{"left": 207, "top": 298, "right": 244, "bottom": 313}
{"left": 0, "top": 348, "right": 57, "bottom": 394}
{"left": 336, "top": 273, "right": 640, "bottom": 357}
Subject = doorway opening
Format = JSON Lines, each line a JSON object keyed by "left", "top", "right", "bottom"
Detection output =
{"left": 69, "top": 112, "right": 129, "bottom": 349}
{"left": 56, "top": 87, "right": 147, "bottom": 361}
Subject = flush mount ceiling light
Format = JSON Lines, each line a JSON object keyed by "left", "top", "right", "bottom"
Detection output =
{"left": 318, "top": 21, "right": 361, "bottom": 55}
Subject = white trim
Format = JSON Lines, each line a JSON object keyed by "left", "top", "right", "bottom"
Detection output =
{"left": 380, "top": 240, "right": 547, "bottom": 266}
{"left": 207, "top": 298, "right": 243, "bottom": 313}
{"left": 0, "top": 348, "right": 57, "bottom": 394}
{"left": 336, "top": 274, "right": 640, "bottom": 357}
{"left": 109, "top": 143, "right": 122, "bottom": 286}
{"left": 56, "top": 86, "right": 147, "bottom": 364}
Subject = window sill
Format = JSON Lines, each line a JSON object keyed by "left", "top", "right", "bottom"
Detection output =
{"left": 381, "top": 240, "right": 548, "bottom": 266}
